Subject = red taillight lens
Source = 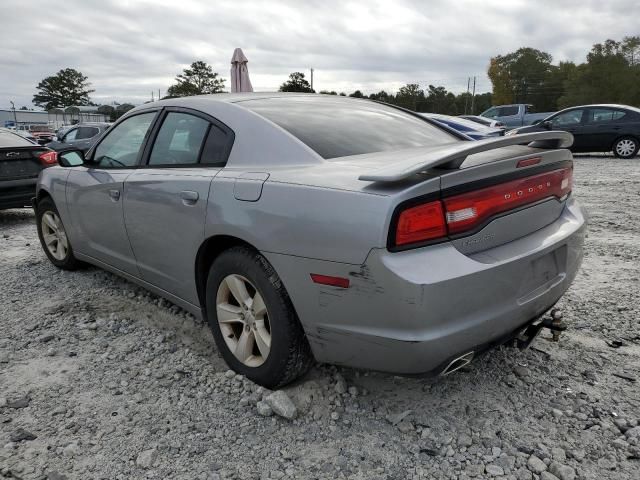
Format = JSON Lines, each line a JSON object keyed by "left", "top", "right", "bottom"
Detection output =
{"left": 444, "top": 167, "right": 573, "bottom": 235}
{"left": 395, "top": 200, "right": 447, "bottom": 246}
{"left": 392, "top": 167, "right": 573, "bottom": 248}
{"left": 38, "top": 151, "right": 58, "bottom": 166}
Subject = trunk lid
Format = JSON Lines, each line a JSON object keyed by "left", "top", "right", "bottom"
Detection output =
{"left": 0, "top": 147, "right": 46, "bottom": 180}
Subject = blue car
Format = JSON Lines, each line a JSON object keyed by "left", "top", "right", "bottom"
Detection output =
{"left": 421, "top": 113, "right": 504, "bottom": 140}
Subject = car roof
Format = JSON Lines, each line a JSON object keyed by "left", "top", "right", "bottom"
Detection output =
{"left": 559, "top": 104, "right": 640, "bottom": 112}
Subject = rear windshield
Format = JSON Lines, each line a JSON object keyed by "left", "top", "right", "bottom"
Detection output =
{"left": 0, "top": 130, "right": 35, "bottom": 148}
{"left": 241, "top": 96, "right": 458, "bottom": 159}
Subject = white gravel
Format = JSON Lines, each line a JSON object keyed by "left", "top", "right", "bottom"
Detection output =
{"left": 1, "top": 156, "right": 639, "bottom": 480}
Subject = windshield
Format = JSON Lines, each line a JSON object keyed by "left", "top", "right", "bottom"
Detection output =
{"left": 241, "top": 96, "right": 458, "bottom": 159}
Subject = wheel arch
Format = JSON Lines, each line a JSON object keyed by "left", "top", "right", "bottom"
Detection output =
{"left": 194, "top": 234, "right": 260, "bottom": 314}
{"left": 611, "top": 134, "right": 640, "bottom": 151}
{"left": 36, "top": 187, "right": 52, "bottom": 204}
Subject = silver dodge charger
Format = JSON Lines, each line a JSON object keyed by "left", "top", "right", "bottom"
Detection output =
{"left": 34, "top": 94, "right": 586, "bottom": 388}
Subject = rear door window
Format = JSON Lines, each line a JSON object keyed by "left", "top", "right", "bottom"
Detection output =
{"left": 76, "top": 126, "right": 100, "bottom": 139}
{"left": 242, "top": 97, "right": 457, "bottom": 159}
{"left": 587, "top": 108, "right": 627, "bottom": 123}
{"left": 148, "top": 112, "right": 210, "bottom": 166}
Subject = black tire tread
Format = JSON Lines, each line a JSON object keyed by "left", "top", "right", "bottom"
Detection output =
{"left": 207, "top": 246, "right": 313, "bottom": 388}
{"left": 613, "top": 136, "right": 639, "bottom": 159}
{"left": 36, "top": 197, "right": 82, "bottom": 270}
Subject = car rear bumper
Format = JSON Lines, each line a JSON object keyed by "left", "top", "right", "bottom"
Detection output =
{"left": 0, "top": 178, "right": 38, "bottom": 209}
{"left": 265, "top": 196, "right": 586, "bottom": 375}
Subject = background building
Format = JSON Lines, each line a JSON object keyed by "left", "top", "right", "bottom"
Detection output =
{"left": 1, "top": 106, "right": 109, "bottom": 129}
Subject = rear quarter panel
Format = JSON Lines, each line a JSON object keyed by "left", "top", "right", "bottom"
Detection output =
{"left": 206, "top": 173, "right": 392, "bottom": 264}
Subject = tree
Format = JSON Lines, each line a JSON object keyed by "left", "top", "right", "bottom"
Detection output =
{"left": 488, "top": 48, "right": 557, "bottom": 110}
{"left": 166, "top": 61, "right": 225, "bottom": 98}
{"left": 19, "top": 106, "right": 28, "bottom": 110}
{"left": 97, "top": 105, "right": 116, "bottom": 122}
{"left": 559, "top": 37, "right": 640, "bottom": 108}
{"left": 369, "top": 90, "right": 393, "bottom": 103}
{"left": 278, "top": 72, "right": 315, "bottom": 93}
{"left": 115, "top": 103, "right": 135, "bottom": 119}
{"left": 32, "top": 68, "right": 94, "bottom": 110}
{"left": 319, "top": 90, "right": 337, "bottom": 95}
{"left": 348, "top": 90, "right": 365, "bottom": 98}
{"left": 395, "top": 83, "right": 424, "bottom": 110}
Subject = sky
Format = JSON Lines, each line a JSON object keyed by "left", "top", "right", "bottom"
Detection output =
{"left": 1, "top": 0, "right": 638, "bottom": 109}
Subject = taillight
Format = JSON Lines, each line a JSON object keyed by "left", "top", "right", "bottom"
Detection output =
{"left": 38, "top": 151, "right": 58, "bottom": 166}
{"left": 444, "top": 167, "right": 572, "bottom": 235}
{"left": 391, "top": 167, "right": 573, "bottom": 248}
{"left": 395, "top": 200, "right": 447, "bottom": 246}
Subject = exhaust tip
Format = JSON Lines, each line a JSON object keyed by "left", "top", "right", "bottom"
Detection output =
{"left": 441, "top": 351, "right": 474, "bottom": 376}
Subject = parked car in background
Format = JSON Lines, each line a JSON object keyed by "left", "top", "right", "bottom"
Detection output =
{"left": 16, "top": 125, "right": 56, "bottom": 145}
{"left": 481, "top": 104, "right": 555, "bottom": 128}
{"left": 0, "top": 128, "right": 57, "bottom": 209}
{"left": 46, "top": 122, "right": 111, "bottom": 153}
{"left": 12, "top": 129, "right": 39, "bottom": 144}
{"left": 506, "top": 104, "right": 640, "bottom": 159}
{"left": 421, "top": 113, "right": 504, "bottom": 140}
{"left": 460, "top": 115, "right": 505, "bottom": 130}
{"left": 33, "top": 94, "right": 585, "bottom": 388}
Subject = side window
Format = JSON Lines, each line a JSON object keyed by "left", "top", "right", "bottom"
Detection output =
{"left": 64, "top": 128, "right": 78, "bottom": 141}
{"left": 483, "top": 107, "right": 499, "bottom": 119}
{"left": 93, "top": 112, "right": 155, "bottom": 168}
{"left": 588, "top": 109, "right": 626, "bottom": 123}
{"left": 201, "top": 124, "right": 232, "bottom": 166}
{"left": 500, "top": 106, "right": 519, "bottom": 116}
{"left": 148, "top": 112, "right": 209, "bottom": 166}
{"left": 76, "top": 126, "right": 99, "bottom": 139}
{"left": 551, "top": 110, "right": 584, "bottom": 127}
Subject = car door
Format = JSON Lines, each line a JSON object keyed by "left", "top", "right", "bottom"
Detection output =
{"left": 123, "top": 108, "right": 234, "bottom": 305}
{"left": 581, "top": 108, "right": 629, "bottom": 152}
{"left": 548, "top": 109, "right": 587, "bottom": 151}
{"left": 65, "top": 111, "right": 158, "bottom": 275}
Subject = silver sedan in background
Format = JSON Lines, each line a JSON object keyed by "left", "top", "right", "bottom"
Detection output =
{"left": 34, "top": 94, "right": 586, "bottom": 388}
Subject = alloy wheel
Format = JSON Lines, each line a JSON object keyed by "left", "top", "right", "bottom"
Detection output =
{"left": 616, "top": 139, "right": 636, "bottom": 158}
{"left": 41, "top": 211, "right": 69, "bottom": 261}
{"left": 216, "top": 274, "right": 271, "bottom": 367}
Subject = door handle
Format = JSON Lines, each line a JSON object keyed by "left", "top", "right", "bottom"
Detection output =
{"left": 180, "top": 190, "right": 199, "bottom": 205}
{"left": 108, "top": 189, "right": 120, "bottom": 201}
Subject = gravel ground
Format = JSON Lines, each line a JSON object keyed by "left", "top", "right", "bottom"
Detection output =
{"left": 1, "top": 155, "right": 639, "bottom": 480}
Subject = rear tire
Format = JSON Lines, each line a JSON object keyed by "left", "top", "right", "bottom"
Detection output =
{"left": 205, "top": 246, "right": 313, "bottom": 388}
{"left": 36, "top": 197, "right": 82, "bottom": 270}
{"left": 613, "top": 136, "right": 639, "bottom": 159}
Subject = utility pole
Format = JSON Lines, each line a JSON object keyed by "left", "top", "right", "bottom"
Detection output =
{"left": 464, "top": 77, "right": 470, "bottom": 115}
{"left": 310, "top": 68, "right": 314, "bottom": 91}
{"left": 151, "top": 91, "right": 155, "bottom": 102}
{"left": 470, "top": 76, "right": 476, "bottom": 114}
{"left": 9, "top": 101, "right": 18, "bottom": 128}
{"left": 158, "top": 89, "right": 161, "bottom": 100}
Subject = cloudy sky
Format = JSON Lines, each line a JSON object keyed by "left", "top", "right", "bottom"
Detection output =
{"left": 2, "top": 0, "right": 638, "bottom": 109}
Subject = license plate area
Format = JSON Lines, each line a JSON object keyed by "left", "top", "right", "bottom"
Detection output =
{"left": 517, "top": 246, "right": 566, "bottom": 304}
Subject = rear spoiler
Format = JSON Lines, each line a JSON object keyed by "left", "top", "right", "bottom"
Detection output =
{"left": 358, "top": 131, "right": 573, "bottom": 182}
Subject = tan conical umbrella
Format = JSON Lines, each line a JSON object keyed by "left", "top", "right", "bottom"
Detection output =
{"left": 230, "top": 48, "right": 253, "bottom": 93}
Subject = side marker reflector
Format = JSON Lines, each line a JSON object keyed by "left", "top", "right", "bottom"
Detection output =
{"left": 310, "top": 274, "right": 350, "bottom": 288}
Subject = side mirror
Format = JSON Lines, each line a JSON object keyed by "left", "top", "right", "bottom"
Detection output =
{"left": 58, "top": 149, "right": 85, "bottom": 167}
{"left": 542, "top": 120, "right": 553, "bottom": 129}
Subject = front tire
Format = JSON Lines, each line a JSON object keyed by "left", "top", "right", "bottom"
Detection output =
{"left": 36, "top": 197, "right": 82, "bottom": 270}
{"left": 205, "top": 246, "right": 313, "bottom": 388}
{"left": 613, "top": 136, "right": 639, "bottom": 159}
